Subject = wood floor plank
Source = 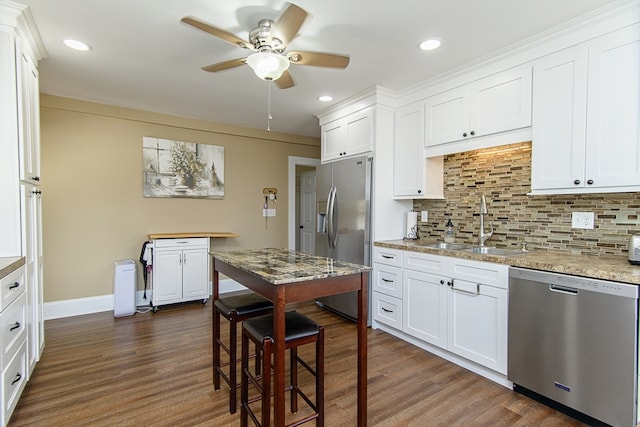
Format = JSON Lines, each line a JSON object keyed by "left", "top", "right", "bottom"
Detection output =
{"left": 9, "top": 300, "right": 586, "bottom": 426}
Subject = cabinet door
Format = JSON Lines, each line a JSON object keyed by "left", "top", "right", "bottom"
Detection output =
{"left": 345, "top": 109, "right": 373, "bottom": 156}
{"left": 470, "top": 65, "right": 532, "bottom": 138}
{"left": 152, "top": 249, "right": 183, "bottom": 303}
{"left": 584, "top": 24, "right": 640, "bottom": 190}
{"left": 447, "top": 280, "right": 507, "bottom": 374}
{"left": 321, "top": 120, "right": 345, "bottom": 162}
{"left": 18, "top": 48, "right": 40, "bottom": 184}
{"left": 531, "top": 45, "right": 588, "bottom": 191}
{"left": 394, "top": 103, "right": 425, "bottom": 197}
{"left": 20, "top": 183, "right": 42, "bottom": 376}
{"left": 181, "top": 247, "right": 209, "bottom": 299}
{"left": 0, "top": 29, "right": 22, "bottom": 258}
{"left": 425, "top": 86, "right": 469, "bottom": 147}
{"left": 402, "top": 270, "right": 448, "bottom": 348}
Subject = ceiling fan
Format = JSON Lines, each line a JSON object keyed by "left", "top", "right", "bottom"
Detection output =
{"left": 181, "top": 3, "right": 350, "bottom": 89}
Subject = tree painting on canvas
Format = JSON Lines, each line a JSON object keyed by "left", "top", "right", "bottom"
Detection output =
{"left": 143, "top": 136, "right": 224, "bottom": 198}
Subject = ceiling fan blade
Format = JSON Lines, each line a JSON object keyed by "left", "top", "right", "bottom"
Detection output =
{"left": 202, "top": 58, "right": 247, "bottom": 72}
{"left": 274, "top": 3, "right": 308, "bottom": 46}
{"left": 275, "top": 70, "right": 294, "bottom": 89}
{"left": 181, "top": 16, "right": 253, "bottom": 50}
{"left": 287, "top": 51, "right": 350, "bottom": 68}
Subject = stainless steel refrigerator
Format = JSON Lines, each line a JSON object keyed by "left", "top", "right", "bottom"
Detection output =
{"left": 314, "top": 156, "right": 372, "bottom": 322}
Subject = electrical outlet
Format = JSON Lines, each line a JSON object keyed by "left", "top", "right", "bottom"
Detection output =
{"left": 421, "top": 211, "right": 428, "bottom": 222}
{"left": 571, "top": 212, "right": 594, "bottom": 229}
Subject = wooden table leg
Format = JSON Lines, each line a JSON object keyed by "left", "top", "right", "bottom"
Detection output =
{"left": 357, "top": 272, "right": 369, "bottom": 427}
{"left": 212, "top": 262, "right": 219, "bottom": 388}
{"left": 273, "top": 291, "right": 286, "bottom": 426}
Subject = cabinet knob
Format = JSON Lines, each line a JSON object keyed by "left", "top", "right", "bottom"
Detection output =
{"left": 470, "top": 131, "right": 475, "bottom": 136}
{"left": 586, "top": 179, "right": 594, "bottom": 185}
{"left": 440, "top": 280, "right": 445, "bottom": 285}
{"left": 33, "top": 176, "right": 40, "bottom": 181}
{"left": 462, "top": 132, "right": 467, "bottom": 137}
{"left": 299, "top": 225, "right": 303, "bottom": 229}
{"left": 417, "top": 189, "right": 422, "bottom": 194}
{"left": 573, "top": 179, "right": 581, "bottom": 185}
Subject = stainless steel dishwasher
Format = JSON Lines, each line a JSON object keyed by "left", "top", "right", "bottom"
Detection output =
{"left": 508, "top": 267, "right": 638, "bottom": 427}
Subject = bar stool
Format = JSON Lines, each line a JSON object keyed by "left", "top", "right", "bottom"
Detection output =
{"left": 241, "top": 311, "right": 324, "bottom": 427}
{"left": 214, "top": 293, "right": 274, "bottom": 414}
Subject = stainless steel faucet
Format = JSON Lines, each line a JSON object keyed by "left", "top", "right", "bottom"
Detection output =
{"left": 479, "top": 194, "right": 494, "bottom": 246}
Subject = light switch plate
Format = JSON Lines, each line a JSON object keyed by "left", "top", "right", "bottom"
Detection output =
{"left": 571, "top": 212, "right": 594, "bottom": 229}
{"left": 421, "top": 211, "right": 428, "bottom": 222}
{"left": 263, "top": 208, "right": 276, "bottom": 217}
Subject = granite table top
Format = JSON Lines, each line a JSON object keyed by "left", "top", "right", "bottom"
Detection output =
{"left": 0, "top": 256, "right": 25, "bottom": 280}
{"left": 375, "top": 240, "right": 640, "bottom": 285}
{"left": 211, "top": 248, "right": 371, "bottom": 285}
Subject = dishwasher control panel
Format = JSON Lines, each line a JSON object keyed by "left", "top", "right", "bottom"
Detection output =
{"left": 509, "top": 267, "right": 638, "bottom": 298}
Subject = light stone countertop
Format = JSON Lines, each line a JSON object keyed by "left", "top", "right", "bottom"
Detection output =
{"left": 374, "top": 240, "right": 640, "bottom": 285}
{"left": 211, "top": 248, "right": 371, "bottom": 285}
{"left": 0, "top": 256, "right": 25, "bottom": 280}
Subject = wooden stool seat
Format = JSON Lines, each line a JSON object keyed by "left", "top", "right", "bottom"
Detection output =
{"left": 213, "top": 293, "right": 273, "bottom": 414}
{"left": 241, "top": 311, "right": 324, "bottom": 427}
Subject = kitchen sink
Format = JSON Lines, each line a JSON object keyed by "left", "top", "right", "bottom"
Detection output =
{"left": 461, "top": 246, "right": 524, "bottom": 257}
{"left": 417, "top": 242, "right": 474, "bottom": 250}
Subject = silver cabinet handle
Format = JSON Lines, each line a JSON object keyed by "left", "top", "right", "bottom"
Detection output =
{"left": 450, "top": 280, "right": 479, "bottom": 296}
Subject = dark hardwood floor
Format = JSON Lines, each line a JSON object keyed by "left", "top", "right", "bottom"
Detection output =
{"left": 9, "top": 299, "right": 585, "bottom": 426}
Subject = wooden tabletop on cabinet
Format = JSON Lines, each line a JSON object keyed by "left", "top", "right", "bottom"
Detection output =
{"left": 148, "top": 232, "right": 240, "bottom": 240}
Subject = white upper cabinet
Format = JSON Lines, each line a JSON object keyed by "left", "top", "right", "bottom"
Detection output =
{"left": 425, "top": 65, "right": 532, "bottom": 148}
{"left": 393, "top": 103, "right": 444, "bottom": 199}
{"left": 18, "top": 48, "right": 41, "bottom": 185}
{"left": 321, "top": 108, "right": 373, "bottom": 163}
{"left": 531, "top": 24, "right": 640, "bottom": 194}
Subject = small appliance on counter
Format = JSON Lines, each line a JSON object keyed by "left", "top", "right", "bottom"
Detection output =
{"left": 629, "top": 234, "right": 640, "bottom": 265}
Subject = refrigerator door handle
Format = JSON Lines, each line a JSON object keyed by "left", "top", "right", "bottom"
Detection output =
{"left": 326, "top": 186, "right": 336, "bottom": 249}
{"left": 331, "top": 186, "right": 338, "bottom": 249}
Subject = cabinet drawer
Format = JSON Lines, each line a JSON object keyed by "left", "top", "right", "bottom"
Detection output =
{"left": 403, "top": 251, "right": 447, "bottom": 275}
{"left": 2, "top": 341, "right": 27, "bottom": 424}
{"left": 372, "top": 247, "right": 402, "bottom": 267}
{"left": 0, "top": 266, "right": 25, "bottom": 312}
{"left": 153, "top": 238, "right": 208, "bottom": 249}
{"left": 372, "top": 264, "right": 402, "bottom": 298}
{"left": 1, "top": 293, "right": 26, "bottom": 371}
{"left": 447, "top": 258, "right": 508, "bottom": 289}
{"left": 372, "top": 292, "right": 403, "bottom": 330}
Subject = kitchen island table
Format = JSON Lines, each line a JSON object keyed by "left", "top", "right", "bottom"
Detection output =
{"left": 211, "top": 248, "right": 371, "bottom": 427}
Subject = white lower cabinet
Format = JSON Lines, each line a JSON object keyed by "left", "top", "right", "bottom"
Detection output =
{"left": 151, "top": 238, "right": 209, "bottom": 310}
{"left": 372, "top": 247, "right": 509, "bottom": 377}
{"left": 0, "top": 267, "right": 27, "bottom": 426}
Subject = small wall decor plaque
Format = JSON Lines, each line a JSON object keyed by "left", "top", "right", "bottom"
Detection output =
{"left": 143, "top": 136, "right": 224, "bottom": 198}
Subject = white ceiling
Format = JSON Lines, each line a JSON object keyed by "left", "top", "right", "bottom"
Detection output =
{"left": 16, "top": 0, "right": 619, "bottom": 138}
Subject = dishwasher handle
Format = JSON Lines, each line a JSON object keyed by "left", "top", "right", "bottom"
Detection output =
{"left": 549, "top": 284, "right": 578, "bottom": 295}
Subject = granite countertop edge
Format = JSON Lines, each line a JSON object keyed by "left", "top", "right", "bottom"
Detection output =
{"left": 0, "top": 257, "right": 25, "bottom": 280}
{"left": 374, "top": 240, "right": 640, "bottom": 285}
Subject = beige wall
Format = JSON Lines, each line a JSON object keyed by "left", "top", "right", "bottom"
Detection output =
{"left": 40, "top": 95, "right": 320, "bottom": 302}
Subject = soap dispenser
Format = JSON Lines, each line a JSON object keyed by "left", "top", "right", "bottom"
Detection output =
{"left": 444, "top": 219, "right": 455, "bottom": 243}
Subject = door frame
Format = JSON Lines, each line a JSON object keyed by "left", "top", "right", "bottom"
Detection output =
{"left": 288, "top": 156, "right": 321, "bottom": 250}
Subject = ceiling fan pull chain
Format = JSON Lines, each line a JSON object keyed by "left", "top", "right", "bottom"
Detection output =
{"left": 267, "top": 80, "right": 273, "bottom": 132}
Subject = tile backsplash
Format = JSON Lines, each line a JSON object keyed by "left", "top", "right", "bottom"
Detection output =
{"left": 413, "top": 142, "right": 639, "bottom": 256}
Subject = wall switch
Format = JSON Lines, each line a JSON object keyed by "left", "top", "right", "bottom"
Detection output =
{"left": 262, "top": 208, "right": 276, "bottom": 217}
{"left": 421, "top": 211, "right": 428, "bottom": 222}
{"left": 571, "top": 212, "right": 594, "bottom": 229}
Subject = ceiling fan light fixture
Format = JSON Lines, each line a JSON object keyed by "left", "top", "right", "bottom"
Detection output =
{"left": 246, "top": 51, "right": 290, "bottom": 81}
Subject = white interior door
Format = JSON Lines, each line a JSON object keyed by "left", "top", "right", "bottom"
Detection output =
{"left": 299, "top": 170, "right": 316, "bottom": 254}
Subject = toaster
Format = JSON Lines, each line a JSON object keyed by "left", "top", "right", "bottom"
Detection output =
{"left": 630, "top": 235, "right": 640, "bottom": 265}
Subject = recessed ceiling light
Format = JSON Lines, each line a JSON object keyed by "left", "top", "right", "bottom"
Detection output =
{"left": 63, "top": 38, "right": 91, "bottom": 51}
{"left": 318, "top": 95, "right": 333, "bottom": 102}
{"left": 419, "top": 38, "right": 441, "bottom": 51}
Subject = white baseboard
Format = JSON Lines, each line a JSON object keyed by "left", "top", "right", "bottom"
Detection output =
{"left": 43, "top": 278, "right": 247, "bottom": 320}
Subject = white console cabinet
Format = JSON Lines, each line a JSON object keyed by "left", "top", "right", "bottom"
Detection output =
{"left": 151, "top": 238, "right": 209, "bottom": 310}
